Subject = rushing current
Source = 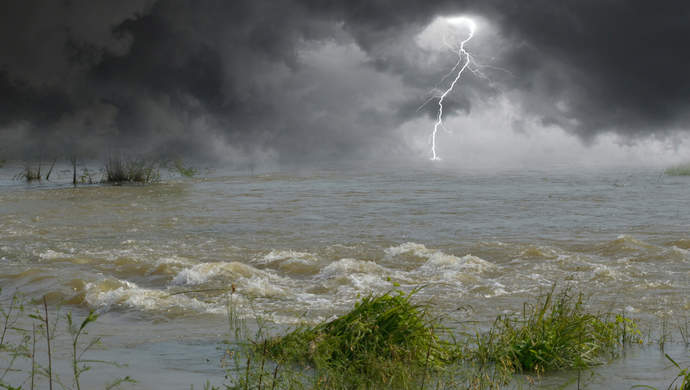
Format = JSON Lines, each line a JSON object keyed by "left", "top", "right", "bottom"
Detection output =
{"left": 0, "top": 162, "right": 688, "bottom": 388}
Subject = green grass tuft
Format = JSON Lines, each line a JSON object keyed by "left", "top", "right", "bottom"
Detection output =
{"left": 265, "top": 290, "right": 456, "bottom": 388}
{"left": 172, "top": 158, "right": 198, "bottom": 178}
{"left": 665, "top": 163, "right": 690, "bottom": 176}
{"left": 473, "top": 286, "right": 630, "bottom": 374}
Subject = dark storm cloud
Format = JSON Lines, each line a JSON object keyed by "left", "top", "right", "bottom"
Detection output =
{"left": 1, "top": 0, "right": 689, "bottom": 162}
{"left": 0, "top": 71, "right": 73, "bottom": 125}
{"left": 323, "top": 0, "right": 690, "bottom": 138}
{"left": 489, "top": 1, "right": 690, "bottom": 139}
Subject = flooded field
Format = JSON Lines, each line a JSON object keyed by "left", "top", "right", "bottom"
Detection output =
{"left": 1, "top": 163, "right": 688, "bottom": 388}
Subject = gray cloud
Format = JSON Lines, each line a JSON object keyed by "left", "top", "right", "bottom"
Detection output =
{"left": 490, "top": 1, "right": 690, "bottom": 140}
{"left": 1, "top": 0, "right": 689, "bottom": 163}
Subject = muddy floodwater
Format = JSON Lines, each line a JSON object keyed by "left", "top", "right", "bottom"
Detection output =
{"left": 1, "top": 163, "right": 688, "bottom": 388}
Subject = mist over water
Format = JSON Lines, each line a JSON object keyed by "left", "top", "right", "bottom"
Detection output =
{"left": 1, "top": 164, "right": 688, "bottom": 387}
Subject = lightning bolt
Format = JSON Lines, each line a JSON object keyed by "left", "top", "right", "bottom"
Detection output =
{"left": 430, "top": 17, "right": 476, "bottom": 161}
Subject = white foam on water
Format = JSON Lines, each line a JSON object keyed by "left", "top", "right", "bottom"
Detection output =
{"left": 314, "top": 258, "right": 397, "bottom": 293}
{"left": 349, "top": 273, "right": 390, "bottom": 291}
{"left": 85, "top": 275, "right": 308, "bottom": 320}
{"left": 265, "top": 313, "right": 327, "bottom": 325}
{"left": 671, "top": 246, "right": 689, "bottom": 257}
{"left": 549, "top": 253, "right": 605, "bottom": 274}
{"left": 422, "top": 253, "right": 495, "bottom": 273}
{"left": 384, "top": 242, "right": 431, "bottom": 258}
{"left": 591, "top": 264, "right": 625, "bottom": 281}
{"left": 414, "top": 252, "right": 497, "bottom": 286}
{"left": 80, "top": 248, "right": 137, "bottom": 262}
{"left": 84, "top": 279, "right": 223, "bottom": 314}
{"left": 610, "top": 235, "right": 657, "bottom": 250}
{"left": 482, "top": 281, "right": 508, "bottom": 298}
{"left": 387, "top": 242, "right": 502, "bottom": 296}
{"left": 253, "top": 249, "right": 318, "bottom": 267}
{"left": 171, "top": 261, "right": 293, "bottom": 298}
{"left": 38, "top": 249, "right": 71, "bottom": 260}
{"left": 318, "top": 258, "right": 386, "bottom": 277}
{"left": 518, "top": 245, "right": 559, "bottom": 259}
{"left": 154, "top": 256, "right": 193, "bottom": 266}
{"left": 252, "top": 249, "right": 321, "bottom": 273}
{"left": 172, "top": 261, "right": 261, "bottom": 285}
{"left": 242, "top": 275, "right": 288, "bottom": 297}
{"left": 527, "top": 273, "right": 552, "bottom": 286}
{"left": 644, "top": 280, "right": 675, "bottom": 289}
{"left": 386, "top": 242, "right": 496, "bottom": 273}
{"left": 294, "top": 292, "right": 333, "bottom": 307}
{"left": 279, "top": 258, "right": 318, "bottom": 271}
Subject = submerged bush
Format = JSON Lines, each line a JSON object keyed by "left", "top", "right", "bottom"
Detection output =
{"left": 474, "top": 287, "right": 632, "bottom": 374}
{"left": 220, "top": 287, "right": 644, "bottom": 388}
{"left": 264, "top": 290, "right": 456, "bottom": 388}
{"left": 665, "top": 163, "right": 690, "bottom": 176}
{"left": 104, "top": 155, "right": 160, "bottom": 184}
{"left": 172, "top": 158, "right": 198, "bottom": 178}
{"left": 16, "top": 165, "right": 42, "bottom": 181}
{"left": 14, "top": 160, "right": 56, "bottom": 182}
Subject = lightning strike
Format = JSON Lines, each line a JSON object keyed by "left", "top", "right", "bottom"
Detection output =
{"left": 430, "top": 17, "right": 477, "bottom": 161}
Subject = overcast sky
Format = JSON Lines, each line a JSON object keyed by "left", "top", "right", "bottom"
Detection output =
{"left": 1, "top": 0, "right": 690, "bottom": 168}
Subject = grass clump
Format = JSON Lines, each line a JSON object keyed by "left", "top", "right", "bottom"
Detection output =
{"left": 172, "top": 158, "right": 198, "bottom": 178}
{"left": 17, "top": 165, "right": 42, "bottom": 182}
{"left": 105, "top": 155, "right": 160, "bottom": 184}
{"left": 665, "top": 163, "right": 690, "bottom": 176}
{"left": 474, "top": 287, "right": 631, "bottom": 374}
{"left": 264, "top": 290, "right": 456, "bottom": 388}
{"left": 14, "top": 160, "right": 56, "bottom": 182}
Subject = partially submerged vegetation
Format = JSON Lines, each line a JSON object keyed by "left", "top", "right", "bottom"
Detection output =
{"left": 215, "top": 289, "right": 459, "bottom": 390}
{"left": 172, "top": 158, "right": 198, "bottom": 178}
{"left": 12, "top": 154, "right": 165, "bottom": 185}
{"left": 472, "top": 287, "right": 638, "bottom": 375}
{"left": 3, "top": 286, "right": 688, "bottom": 389}
{"left": 104, "top": 155, "right": 160, "bottom": 184}
{"left": 15, "top": 165, "right": 42, "bottom": 181}
{"left": 665, "top": 163, "right": 690, "bottom": 176}
{"left": 661, "top": 354, "right": 690, "bottom": 390}
{"left": 205, "top": 286, "right": 669, "bottom": 389}
{"left": 263, "top": 290, "right": 456, "bottom": 388}
{"left": 13, "top": 160, "right": 57, "bottom": 182}
{"left": 0, "top": 289, "right": 133, "bottom": 390}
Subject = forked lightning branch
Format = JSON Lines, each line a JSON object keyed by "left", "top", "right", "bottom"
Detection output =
{"left": 429, "top": 17, "right": 477, "bottom": 161}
